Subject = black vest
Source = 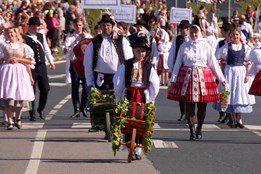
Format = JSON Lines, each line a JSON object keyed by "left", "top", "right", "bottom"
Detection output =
{"left": 124, "top": 58, "right": 152, "bottom": 88}
{"left": 227, "top": 43, "right": 245, "bottom": 66}
{"left": 92, "top": 34, "right": 125, "bottom": 69}
{"left": 175, "top": 35, "right": 184, "bottom": 59}
{"left": 24, "top": 33, "right": 45, "bottom": 64}
{"left": 218, "top": 39, "right": 226, "bottom": 48}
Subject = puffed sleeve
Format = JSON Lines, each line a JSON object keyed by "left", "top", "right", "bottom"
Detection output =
{"left": 122, "top": 37, "right": 134, "bottom": 61}
{"left": 243, "top": 44, "right": 251, "bottom": 61}
{"left": 215, "top": 42, "right": 228, "bottom": 61}
{"left": 84, "top": 41, "right": 94, "bottom": 86}
{"left": 145, "top": 67, "right": 160, "bottom": 104}
{"left": 206, "top": 43, "right": 225, "bottom": 83}
{"left": 24, "top": 44, "right": 35, "bottom": 60}
{"left": 168, "top": 38, "right": 177, "bottom": 73}
{"left": 113, "top": 64, "right": 126, "bottom": 102}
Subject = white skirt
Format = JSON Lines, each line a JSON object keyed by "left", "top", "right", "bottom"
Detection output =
{"left": 223, "top": 65, "right": 255, "bottom": 105}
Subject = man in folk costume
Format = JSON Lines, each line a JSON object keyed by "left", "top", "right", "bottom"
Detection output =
{"left": 84, "top": 13, "right": 133, "bottom": 132}
{"left": 24, "top": 17, "right": 56, "bottom": 121}
{"left": 167, "top": 20, "right": 190, "bottom": 121}
{"left": 113, "top": 31, "right": 160, "bottom": 160}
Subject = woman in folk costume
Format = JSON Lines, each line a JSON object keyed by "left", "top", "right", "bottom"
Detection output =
{"left": 0, "top": 27, "right": 35, "bottom": 130}
{"left": 215, "top": 27, "right": 255, "bottom": 128}
{"left": 169, "top": 25, "right": 226, "bottom": 140}
{"left": 248, "top": 43, "right": 261, "bottom": 96}
{"left": 113, "top": 30, "right": 160, "bottom": 160}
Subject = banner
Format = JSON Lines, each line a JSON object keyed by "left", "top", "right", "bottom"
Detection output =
{"left": 169, "top": 7, "right": 192, "bottom": 24}
{"left": 82, "top": 0, "right": 120, "bottom": 9}
{"left": 112, "top": 5, "right": 136, "bottom": 24}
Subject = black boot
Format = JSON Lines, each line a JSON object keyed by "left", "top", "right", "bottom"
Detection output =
{"left": 195, "top": 127, "right": 202, "bottom": 140}
{"left": 189, "top": 124, "right": 195, "bottom": 140}
{"left": 218, "top": 112, "right": 226, "bottom": 122}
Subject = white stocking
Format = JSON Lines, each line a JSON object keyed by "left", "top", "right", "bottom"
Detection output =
{"left": 5, "top": 106, "right": 14, "bottom": 124}
{"left": 236, "top": 113, "right": 243, "bottom": 124}
{"left": 15, "top": 107, "right": 22, "bottom": 121}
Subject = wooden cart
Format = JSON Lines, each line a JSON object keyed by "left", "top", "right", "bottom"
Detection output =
{"left": 116, "top": 117, "right": 153, "bottom": 163}
{"left": 90, "top": 102, "right": 116, "bottom": 142}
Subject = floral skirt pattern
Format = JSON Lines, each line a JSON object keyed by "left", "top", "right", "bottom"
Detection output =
{"left": 167, "top": 66, "right": 220, "bottom": 102}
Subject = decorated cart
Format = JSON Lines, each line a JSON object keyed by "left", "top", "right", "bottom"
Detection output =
{"left": 112, "top": 99, "right": 156, "bottom": 163}
{"left": 88, "top": 88, "right": 116, "bottom": 142}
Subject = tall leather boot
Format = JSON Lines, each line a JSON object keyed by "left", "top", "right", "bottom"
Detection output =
{"left": 195, "top": 124, "right": 202, "bottom": 140}
{"left": 188, "top": 124, "right": 195, "bottom": 140}
{"left": 217, "top": 112, "right": 226, "bottom": 122}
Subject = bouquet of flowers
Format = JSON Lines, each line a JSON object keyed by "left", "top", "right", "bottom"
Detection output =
{"left": 220, "top": 88, "right": 230, "bottom": 110}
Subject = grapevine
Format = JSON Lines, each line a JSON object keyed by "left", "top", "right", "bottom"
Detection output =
{"left": 112, "top": 99, "right": 156, "bottom": 155}
{"left": 88, "top": 87, "right": 115, "bottom": 105}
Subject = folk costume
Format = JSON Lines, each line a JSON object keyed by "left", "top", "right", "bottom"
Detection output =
{"left": 84, "top": 14, "right": 133, "bottom": 90}
{"left": 0, "top": 42, "right": 35, "bottom": 129}
{"left": 167, "top": 20, "right": 190, "bottom": 121}
{"left": 215, "top": 42, "right": 255, "bottom": 113}
{"left": 248, "top": 46, "right": 261, "bottom": 95}
{"left": 113, "top": 31, "right": 160, "bottom": 160}
{"left": 169, "top": 25, "right": 225, "bottom": 140}
{"left": 24, "top": 17, "right": 55, "bottom": 121}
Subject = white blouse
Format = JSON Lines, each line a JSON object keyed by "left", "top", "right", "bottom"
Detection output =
{"left": 249, "top": 48, "right": 261, "bottom": 76}
{"left": 171, "top": 39, "right": 225, "bottom": 83}
{"left": 113, "top": 63, "right": 160, "bottom": 104}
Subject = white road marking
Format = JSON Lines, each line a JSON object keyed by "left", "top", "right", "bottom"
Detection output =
{"left": 252, "top": 131, "right": 261, "bottom": 137}
{"left": 245, "top": 125, "right": 261, "bottom": 131}
{"left": 45, "top": 94, "right": 71, "bottom": 121}
{"left": 48, "top": 74, "right": 66, "bottom": 79}
{"left": 49, "top": 82, "right": 67, "bottom": 87}
{"left": 22, "top": 123, "right": 44, "bottom": 129}
{"left": 159, "top": 86, "right": 168, "bottom": 89}
{"left": 153, "top": 139, "right": 178, "bottom": 148}
{"left": 72, "top": 123, "right": 92, "bottom": 128}
{"left": 25, "top": 131, "right": 47, "bottom": 174}
{"left": 153, "top": 123, "right": 160, "bottom": 129}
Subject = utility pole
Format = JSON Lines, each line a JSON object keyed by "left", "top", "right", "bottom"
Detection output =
{"left": 228, "top": 0, "right": 231, "bottom": 23}
{"left": 175, "top": 0, "right": 178, "bottom": 7}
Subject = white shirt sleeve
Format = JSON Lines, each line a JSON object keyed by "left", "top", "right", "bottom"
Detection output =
{"left": 84, "top": 41, "right": 94, "bottom": 86}
{"left": 151, "top": 38, "right": 159, "bottom": 66}
{"left": 113, "top": 64, "right": 126, "bottom": 102}
{"left": 24, "top": 44, "right": 35, "bottom": 60}
{"left": 145, "top": 67, "right": 160, "bottom": 104}
{"left": 122, "top": 37, "right": 133, "bottom": 61}
{"left": 38, "top": 33, "right": 54, "bottom": 64}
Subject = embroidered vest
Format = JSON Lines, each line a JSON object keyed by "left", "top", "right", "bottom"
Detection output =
{"left": 92, "top": 34, "right": 125, "bottom": 69}
{"left": 24, "top": 33, "right": 45, "bottom": 64}
{"left": 227, "top": 43, "right": 245, "bottom": 66}
{"left": 175, "top": 35, "right": 184, "bottom": 59}
{"left": 125, "top": 58, "right": 152, "bottom": 88}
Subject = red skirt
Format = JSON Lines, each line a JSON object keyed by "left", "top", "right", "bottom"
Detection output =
{"left": 167, "top": 66, "right": 220, "bottom": 102}
{"left": 249, "top": 70, "right": 261, "bottom": 96}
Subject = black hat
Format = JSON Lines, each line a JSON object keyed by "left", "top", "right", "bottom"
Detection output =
{"left": 98, "top": 14, "right": 115, "bottom": 25}
{"left": 220, "top": 23, "right": 233, "bottom": 31}
{"left": 134, "top": 19, "right": 148, "bottom": 28}
{"left": 28, "top": 17, "right": 41, "bottom": 26}
{"left": 178, "top": 20, "right": 190, "bottom": 29}
{"left": 130, "top": 32, "right": 151, "bottom": 50}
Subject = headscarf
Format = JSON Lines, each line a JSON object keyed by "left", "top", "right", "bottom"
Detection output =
{"left": 189, "top": 25, "right": 203, "bottom": 42}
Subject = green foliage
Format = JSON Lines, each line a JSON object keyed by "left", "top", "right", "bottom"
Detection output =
{"left": 220, "top": 88, "right": 230, "bottom": 99}
{"left": 112, "top": 100, "right": 156, "bottom": 155}
{"left": 88, "top": 87, "right": 115, "bottom": 105}
{"left": 87, "top": 9, "right": 101, "bottom": 35}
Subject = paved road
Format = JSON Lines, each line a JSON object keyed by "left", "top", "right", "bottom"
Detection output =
{"left": 0, "top": 61, "right": 260, "bottom": 174}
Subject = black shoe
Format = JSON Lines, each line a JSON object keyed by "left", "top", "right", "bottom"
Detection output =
{"left": 7, "top": 123, "right": 14, "bottom": 130}
{"left": 70, "top": 112, "right": 80, "bottom": 118}
{"left": 29, "top": 116, "right": 36, "bottom": 121}
{"left": 37, "top": 110, "right": 45, "bottom": 120}
{"left": 14, "top": 119, "right": 22, "bottom": 129}
{"left": 178, "top": 115, "right": 186, "bottom": 121}
{"left": 195, "top": 129, "right": 202, "bottom": 140}
{"left": 88, "top": 128, "right": 99, "bottom": 132}
{"left": 135, "top": 154, "right": 142, "bottom": 160}
{"left": 81, "top": 110, "right": 88, "bottom": 117}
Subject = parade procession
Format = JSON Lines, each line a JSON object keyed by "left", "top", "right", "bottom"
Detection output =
{"left": 0, "top": 0, "right": 261, "bottom": 174}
